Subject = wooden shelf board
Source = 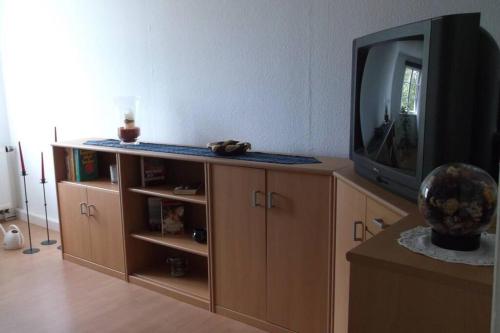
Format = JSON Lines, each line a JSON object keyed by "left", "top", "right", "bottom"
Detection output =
{"left": 130, "top": 231, "right": 208, "bottom": 257}
{"left": 128, "top": 186, "right": 206, "bottom": 205}
{"left": 131, "top": 265, "right": 209, "bottom": 301}
{"left": 60, "top": 179, "right": 119, "bottom": 193}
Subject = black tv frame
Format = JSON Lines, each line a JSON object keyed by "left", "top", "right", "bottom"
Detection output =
{"left": 350, "top": 13, "right": 485, "bottom": 200}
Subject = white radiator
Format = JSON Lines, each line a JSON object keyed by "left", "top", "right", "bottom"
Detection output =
{"left": 0, "top": 147, "right": 13, "bottom": 211}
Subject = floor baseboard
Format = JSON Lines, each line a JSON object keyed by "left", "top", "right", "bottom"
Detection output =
{"left": 15, "top": 208, "right": 60, "bottom": 232}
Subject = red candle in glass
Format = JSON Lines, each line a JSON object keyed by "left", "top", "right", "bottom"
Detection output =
{"left": 18, "top": 141, "right": 26, "bottom": 175}
{"left": 41, "top": 152, "right": 45, "bottom": 182}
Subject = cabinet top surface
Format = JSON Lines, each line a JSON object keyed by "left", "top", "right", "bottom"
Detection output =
{"left": 53, "top": 138, "right": 351, "bottom": 175}
{"left": 336, "top": 165, "right": 494, "bottom": 290}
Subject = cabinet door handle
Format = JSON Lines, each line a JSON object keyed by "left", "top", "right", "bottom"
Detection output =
{"left": 79, "top": 202, "right": 88, "bottom": 215}
{"left": 267, "top": 192, "right": 275, "bottom": 209}
{"left": 87, "top": 204, "right": 96, "bottom": 217}
{"left": 372, "top": 218, "right": 387, "bottom": 229}
{"left": 252, "top": 190, "right": 262, "bottom": 207}
{"left": 353, "top": 221, "right": 363, "bottom": 242}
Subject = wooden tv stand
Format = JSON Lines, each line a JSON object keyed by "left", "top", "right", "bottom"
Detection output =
{"left": 52, "top": 139, "right": 493, "bottom": 333}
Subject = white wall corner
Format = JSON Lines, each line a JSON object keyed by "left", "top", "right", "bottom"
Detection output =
{"left": 15, "top": 208, "right": 60, "bottom": 232}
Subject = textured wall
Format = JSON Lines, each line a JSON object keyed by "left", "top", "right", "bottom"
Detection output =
{"left": 0, "top": 0, "right": 499, "bottom": 223}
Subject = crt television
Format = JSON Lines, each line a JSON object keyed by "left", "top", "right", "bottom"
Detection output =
{"left": 350, "top": 13, "right": 500, "bottom": 200}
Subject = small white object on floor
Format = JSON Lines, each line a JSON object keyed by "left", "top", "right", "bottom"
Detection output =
{"left": 0, "top": 224, "right": 24, "bottom": 250}
{"left": 398, "top": 226, "right": 495, "bottom": 266}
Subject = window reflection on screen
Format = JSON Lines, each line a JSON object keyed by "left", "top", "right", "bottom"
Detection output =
{"left": 359, "top": 38, "right": 424, "bottom": 175}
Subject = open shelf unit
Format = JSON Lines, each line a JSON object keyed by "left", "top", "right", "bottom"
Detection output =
{"left": 118, "top": 153, "right": 211, "bottom": 310}
{"left": 54, "top": 147, "right": 119, "bottom": 192}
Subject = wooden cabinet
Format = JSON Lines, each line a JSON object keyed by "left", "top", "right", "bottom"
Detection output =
{"left": 212, "top": 165, "right": 332, "bottom": 332}
{"left": 212, "top": 165, "right": 267, "bottom": 320}
{"left": 87, "top": 188, "right": 125, "bottom": 272}
{"left": 267, "top": 171, "right": 330, "bottom": 333}
{"left": 58, "top": 182, "right": 125, "bottom": 273}
{"left": 58, "top": 182, "right": 91, "bottom": 261}
{"left": 334, "top": 179, "right": 366, "bottom": 333}
{"left": 334, "top": 179, "right": 403, "bottom": 333}
{"left": 365, "top": 197, "right": 402, "bottom": 240}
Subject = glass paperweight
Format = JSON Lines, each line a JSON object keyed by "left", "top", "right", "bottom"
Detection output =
{"left": 418, "top": 163, "right": 497, "bottom": 251}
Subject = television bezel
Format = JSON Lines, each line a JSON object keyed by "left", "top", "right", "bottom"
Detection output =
{"left": 350, "top": 19, "right": 432, "bottom": 200}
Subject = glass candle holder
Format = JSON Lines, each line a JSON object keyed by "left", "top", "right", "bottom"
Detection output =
{"left": 115, "top": 96, "right": 140, "bottom": 144}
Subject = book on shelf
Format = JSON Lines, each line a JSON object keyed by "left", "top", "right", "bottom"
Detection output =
{"left": 173, "top": 183, "right": 202, "bottom": 195}
{"left": 65, "top": 148, "right": 76, "bottom": 181}
{"left": 73, "top": 149, "right": 99, "bottom": 182}
{"left": 141, "top": 157, "right": 166, "bottom": 187}
{"left": 148, "top": 197, "right": 162, "bottom": 232}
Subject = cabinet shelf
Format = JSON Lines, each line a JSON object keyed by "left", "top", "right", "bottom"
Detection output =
{"left": 130, "top": 231, "right": 208, "bottom": 257}
{"left": 60, "top": 179, "right": 119, "bottom": 193}
{"left": 129, "top": 186, "right": 206, "bottom": 205}
{"left": 130, "top": 265, "right": 209, "bottom": 302}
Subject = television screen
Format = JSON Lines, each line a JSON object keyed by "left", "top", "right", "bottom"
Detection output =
{"left": 358, "top": 37, "right": 424, "bottom": 175}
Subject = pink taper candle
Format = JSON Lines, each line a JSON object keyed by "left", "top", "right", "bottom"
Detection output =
{"left": 18, "top": 141, "right": 26, "bottom": 175}
{"left": 41, "top": 152, "right": 45, "bottom": 182}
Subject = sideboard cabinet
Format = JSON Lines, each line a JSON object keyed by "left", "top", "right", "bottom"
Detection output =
{"left": 212, "top": 165, "right": 332, "bottom": 333}
{"left": 53, "top": 139, "right": 350, "bottom": 333}
{"left": 57, "top": 180, "right": 125, "bottom": 274}
{"left": 334, "top": 178, "right": 405, "bottom": 333}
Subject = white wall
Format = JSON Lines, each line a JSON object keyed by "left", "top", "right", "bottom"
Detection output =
{"left": 0, "top": 0, "right": 499, "bottom": 224}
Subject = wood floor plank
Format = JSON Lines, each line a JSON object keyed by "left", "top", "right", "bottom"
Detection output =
{"left": 0, "top": 220, "right": 263, "bottom": 333}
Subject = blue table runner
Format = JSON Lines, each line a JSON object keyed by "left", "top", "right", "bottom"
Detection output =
{"left": 84, "top": 139, "right": 321, "bottom": 165}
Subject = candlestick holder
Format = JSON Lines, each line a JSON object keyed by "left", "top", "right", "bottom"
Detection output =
{"left": 39, "top": 152, "right": 56, "bottom": 246}
{"left": 18, "top": 142, "right": 39, "bottom": 254}
{"left": 21, "top": 173, "right": 39, "bottom": 254}
{"left": 40, "top": 183, "right": 56, "bottom": 246}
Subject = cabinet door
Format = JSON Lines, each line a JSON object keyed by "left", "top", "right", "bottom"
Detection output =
{"left": 87, "top": 188, "right": 125, "bottom": 272}
{"left": 364, "top": 197, "right": 402, "bottom": 240}
{"left": 212, "top": 165, "right": 267, "bottom": 320}
{"left": 58, "top": 182, "right": 91, "bottom": 260}
{"left": 334, "top": 180, "right": 366, "bottom": 333}
{"left": 267, "top": 171, "right": 331, "bottom": 333}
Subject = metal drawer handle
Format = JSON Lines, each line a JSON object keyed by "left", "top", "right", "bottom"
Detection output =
{"left": 353, "top": 221, "right": 363, "bottom": 242}
{"left": 252, "top": 190, "right": 262, "bottom": 207}
{"left": 80, "top": 202, "right": 88, "bottom": 215}
{"left": 87, "top": 204, "right": 96, "bottom": 217}
{"left": 267, "top": 192, "right": 275, "bottom": 209}
{"left": 372, "top": 218, "right": 387, "bottom": 229}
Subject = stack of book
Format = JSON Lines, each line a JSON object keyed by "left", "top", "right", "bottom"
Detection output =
{"left": 65, "top": 149, "right": 99, "bottom": 182}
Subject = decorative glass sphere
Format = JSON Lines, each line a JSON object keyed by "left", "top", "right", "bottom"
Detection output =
{"left": 418, "top": 163, "right": 497, "bottom": 251}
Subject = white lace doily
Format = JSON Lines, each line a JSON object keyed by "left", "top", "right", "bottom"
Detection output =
{"left": 398, "top": 226, "right": 496, "bottom": 266}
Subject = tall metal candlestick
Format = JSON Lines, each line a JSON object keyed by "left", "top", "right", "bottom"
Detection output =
{"left": 40, "top": 152, "right": 56, "bottom": 246}
{"left": 18, "top": 142, "right": 39, "bottom": 254}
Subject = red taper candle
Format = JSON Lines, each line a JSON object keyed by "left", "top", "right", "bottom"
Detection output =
{"left": 18, "top": 141, "right": 26, "bottom": 175}
{"left": 41, "top": 152, "right": 45, "bottom": 182}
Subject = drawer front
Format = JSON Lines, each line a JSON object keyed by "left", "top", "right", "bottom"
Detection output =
{"left": 365, "top": 198, "right": 402, "bottom": 237}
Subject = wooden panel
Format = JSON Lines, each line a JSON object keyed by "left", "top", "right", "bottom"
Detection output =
{"left": 87, "top": 188, "right": 125, "bottom": 272}
{"left": 61, "top": 179, "right": 119, "bottom": 193}
{"left": 348, "top": 262, "right": 492, "bottom": 333}
{"left": 63, "top": 253, "right": 127, "bottom": 281}
{"left": 212, "top": 165, "right": 267, "bottom": 320}
{"left": 365, "top": 197, "right": 403, "bottom": 237}
{"left": 130, "top": 231, "right": 208, "bottom": 257}
{"left": 57, "top": 182, "right": 91, "bottom": 260}
{"left": 129, "top": 186, "right": 206, "bottom": 205}
{"left": 334, "top": 179, "right": 367, "bottom": 333}
{"left": 266, "top": 171, "right": 331, "bottom": 333}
